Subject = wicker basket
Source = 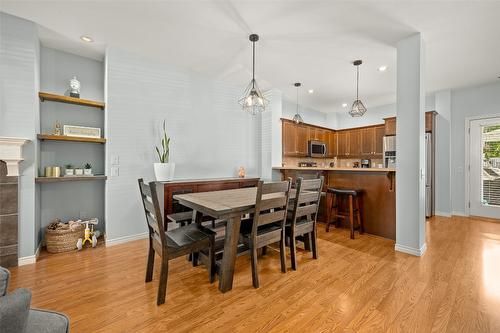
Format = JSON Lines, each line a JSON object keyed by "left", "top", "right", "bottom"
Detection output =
{"left": 45, "top": 224, "right": 85, "bottom": 253}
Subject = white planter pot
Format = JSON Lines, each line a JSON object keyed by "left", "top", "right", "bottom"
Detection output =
{"left": 65, "top": 169, "right": 74, "bottom": 176}
{"left": 154, "top": 163, "right": 175, "bottom": 181}
{"left": 84, "top": 169, "right": 92, "bottom": 176}
{"left": 74, "top": 168, "right": 84, "bottom": 176}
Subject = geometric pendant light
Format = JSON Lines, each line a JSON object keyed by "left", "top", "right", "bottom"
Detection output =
{"left": 349, "top": 60, "right": 367, "bottom": 117}
{"left": 292, "top": 82, "right": 304, "bottom": 124}
{"left": 239, "top": 34, "right": 269, "bottom": 115}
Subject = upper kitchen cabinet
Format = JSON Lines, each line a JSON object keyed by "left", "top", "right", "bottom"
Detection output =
{"left": 309, "top": 127, "right": 327, "bottom": 142}
{"left": 374, "top": 125, "right": 385, "bottom": 155}
{"left": 326, "top": 130, "right": 337, "bottom": 157}
{"left": 349, "top": 129, "right": 361, "bottom": 156}
{"left": 282, "top": 120, "right": 309, "bottom": 156}
{"left": 384, "top": 111, "right": 437, "bottom": 136}
{"left": 337, "top": 130, "right": 349, "bottom": 157}
{"left": 360, "top": 125, "right": 385, "bottom": 156}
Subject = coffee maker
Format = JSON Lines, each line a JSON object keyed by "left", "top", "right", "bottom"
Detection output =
{"left": 360, "top": 159, "right": 371, "bottom": 168}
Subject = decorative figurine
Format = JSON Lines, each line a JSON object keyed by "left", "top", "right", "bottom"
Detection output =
{"left": 53, "top": 121, "right": 62, "bottom": 135}
{"left": 238, "top": 166, "right": 245, "bottom": 178}
{"left": 69, "top": 76, "right": 81, "bottom": 98}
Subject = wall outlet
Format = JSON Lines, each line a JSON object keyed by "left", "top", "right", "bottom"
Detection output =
{"left": 111, "top": 166, "right": 119, "bottom": 177}
{"left": 111, "top": 155, "right": 120, "bottom": 165}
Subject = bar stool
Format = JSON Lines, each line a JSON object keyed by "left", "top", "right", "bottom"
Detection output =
{"left": 326, "top": 188, "right": 364, "bottom": 239}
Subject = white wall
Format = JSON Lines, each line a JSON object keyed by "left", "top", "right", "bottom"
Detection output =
{"left": 450, "top": 81, "right": 500, "bottom": 215}
{"left": 0, "top": 12, "right": 39, "bottom": 258}
{"left": 282, "top": 97, "right": 327, "bottom": 127}
{"left": 434, "top": 90, "right": 451, "bottom": 216}
{"left": 105, "top": 47, "right": 261, "bottom": 241}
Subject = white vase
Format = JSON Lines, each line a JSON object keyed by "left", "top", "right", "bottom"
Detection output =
{"left": 84, "top": 169, "right": 92, "bottom": 176}
{"left": 154, "top": 163, "right": 175, "bottom": 181}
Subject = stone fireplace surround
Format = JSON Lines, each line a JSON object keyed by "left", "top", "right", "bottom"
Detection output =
{"left": 0, "top": 137, "right": 30, "bottom": 267}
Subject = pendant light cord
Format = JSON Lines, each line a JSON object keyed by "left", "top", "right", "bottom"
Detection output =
{"left": 356, "top": 65, "right": 359, "bottom": 101}
{"left": 296, "top": 86, "right": 299, "bottom": 115}
{"left": 252, "top": 41, "right": 256, "bottom": 88}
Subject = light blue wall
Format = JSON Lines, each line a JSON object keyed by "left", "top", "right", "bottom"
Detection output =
{"left": 0, "top": 12, "right": 39, "bottom": 258}
{"left": 105, "top": 47, "right": 261, "bottom": 242}
{"left": 282, "top": 98, "right": 327, "bottom": 127}
{"left": 450, "top": 81, "right": 500, "bottom": 215}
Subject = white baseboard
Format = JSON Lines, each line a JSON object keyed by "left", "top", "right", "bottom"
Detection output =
{"left": 105, "top": 232, "right": 148, "bottom": 247}
{"left": 18, "top": 243, "right": 42, "bottom": 266}
{"left": 434, "top": 211, "right": 452, "bottom": 217}
{"left": 395, "top": 243, "right": 427, "bottom": 257}
{"left": 452, "top": 211, "right": 467, "bottom": 217}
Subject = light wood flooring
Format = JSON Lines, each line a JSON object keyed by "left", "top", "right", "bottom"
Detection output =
{"left": 8, "top": 216, "right": 500, "bottom": 332}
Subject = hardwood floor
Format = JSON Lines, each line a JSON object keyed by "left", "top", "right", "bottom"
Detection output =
{"left": 8, "top": 216, "right": 500, "bottom": 332}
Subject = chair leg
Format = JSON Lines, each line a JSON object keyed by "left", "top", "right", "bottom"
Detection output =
{"left": 326, "top": 193, "right": 335, "bottom": 232}
{"left": 303, "top": 232, "right": 312, "bottom": 251}
{"left": 290, "top": 233, "right": 297, "bottom": 271}
{"left": 311, "top": 226, "right": 318, "bottom": 260}
{"left": 262, "top": 246, "right": 267, "bottom": 256}
{"left": 336, "top": 195, "right": 342, "bottom": 228}
{"left": 280, "top": 231, "right": 287, "bottom": 273}
{"left": 192, "top": 252, "right": 199, "bottom": 267}
{"left": 250, "top": 244, "right": 260, "bottom": 288}
{"left": 208, "top": 237, "right": 216, "bottom": 283}
{"left": 349, "top": 195, "right": 354, "bottom": 239}
{"left": 145, "top": 241, "right": 155, "bottom": 283}
{"left": 356, "top": 197, "right": 364, "bottom": 234}
{"left": 157, "top": 256, "right": 169, "bottom": 305}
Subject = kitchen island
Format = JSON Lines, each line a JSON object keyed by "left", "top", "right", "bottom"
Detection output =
{"left": 273, "top": 166, "right": 396, "bottom": 240}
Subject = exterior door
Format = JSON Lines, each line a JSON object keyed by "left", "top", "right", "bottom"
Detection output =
{"left": 469, "top": 117, "right": 500, "bottom": 218}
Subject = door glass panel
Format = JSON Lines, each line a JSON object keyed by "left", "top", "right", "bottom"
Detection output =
{"left": 481, "top": 123, "right": 500, "bottom": 206}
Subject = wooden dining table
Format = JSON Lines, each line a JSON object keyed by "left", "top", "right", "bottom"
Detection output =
{"left": 174, "top": 187, "right": 296, "bottom": 293}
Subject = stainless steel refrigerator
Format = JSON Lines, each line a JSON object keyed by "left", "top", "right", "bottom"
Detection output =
{"left": 425, "top": 133, "right": 432, "bottom": 217}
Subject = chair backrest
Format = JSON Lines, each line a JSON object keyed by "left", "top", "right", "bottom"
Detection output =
{"left": 138, "top": 179, "right": 167, "bottom": 254}
{"left": 250, "top": 179, "right": 291, "bottom": 237}
{"left": 289, "top": 176, "right": 324, "bottom": 227}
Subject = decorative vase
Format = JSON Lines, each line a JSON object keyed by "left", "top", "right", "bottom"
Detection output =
{"left": 154, "top": 163, "right": 175, "bottom": 181}
{"left": 84, "top": 169, "right": 92, "bottom": 176}
{"left": 74, "top": 168, "right": 84, "bottom": 176}
{"left": 65, "top": 169, "right": 74, "bottom": 176}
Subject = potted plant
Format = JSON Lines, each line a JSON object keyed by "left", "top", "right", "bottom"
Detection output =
{"left": 154, "top": 120, "right": 175, "bottom": 181}
{"left": 83, "top": 163, "right": 92, "bottom": 176}
{"left": 74, "top": 167, "right": 84, "bottom": 176}
{"left": 65, "top": 164, "right": 74, "bottom": 176}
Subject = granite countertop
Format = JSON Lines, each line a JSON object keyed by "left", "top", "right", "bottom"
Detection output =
{"left": 272, "top": 166, "right": 396, "bottom": 172}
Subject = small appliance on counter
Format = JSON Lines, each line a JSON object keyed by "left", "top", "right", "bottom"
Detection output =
{"left": 361, "top": 159, "right": 371, "bottom": 168}
{"left": 298, "top": 161, "right": 317, "bottom": 167}
{"left": 383, "top": 136, "right": 396, "bottom": 168}
{"left": 352, "top": 162, "right": 360, "bottom": 168}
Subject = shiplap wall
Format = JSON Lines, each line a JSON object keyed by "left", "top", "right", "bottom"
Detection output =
{"left": 0, "top": 12, "right": 39, "bottom": 258}
{"left": 105, "top": 47, "right": 261, "bottom": 242}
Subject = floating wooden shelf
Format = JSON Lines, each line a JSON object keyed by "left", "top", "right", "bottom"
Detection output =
{"left": 36, "top": 175, "right": 107, "bottom": 183}
{"left": 37, "top": 134, "right": 106, "bottom": 144}
{"left": 39, "top": 92, "right": 105, "bottom": 110}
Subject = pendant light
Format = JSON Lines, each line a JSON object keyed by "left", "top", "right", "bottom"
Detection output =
{"left": 292, "top": 82, "right": 304, "bottom": 124}
{"left": 239, "top": 34, "right": 268, "bottom": 115}
{"left": 349, "top": 60, "right": 367, "bottom": 117}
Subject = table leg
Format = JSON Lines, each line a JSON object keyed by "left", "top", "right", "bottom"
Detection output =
{"left": 219, "top": 215, "right": 241, "bottom": 293}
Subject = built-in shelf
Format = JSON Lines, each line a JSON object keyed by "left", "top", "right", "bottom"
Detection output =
{"left": 38, "top": 92, "right": 105, "bottom": 110}
{"left": 37, "top": 134, "right": 106, "bottom": 144}
{"left": 36, "top": 175, "right": 107, "bottom": 183}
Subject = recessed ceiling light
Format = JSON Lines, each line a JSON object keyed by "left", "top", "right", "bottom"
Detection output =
{"left": 80, "top": 35, "right": 93, "bottom": 43}
{"left": 342, "top": 103, "right": 348, "bottom": 108}
{"left": 308, "top": 89, "right": 314, "bottom": 94}
{"left": 378, "top": 65, "right": 388, "bottom": 72}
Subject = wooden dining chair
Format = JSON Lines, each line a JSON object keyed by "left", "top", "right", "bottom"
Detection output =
{"left": 286, "top": 176, "right": 324, "bottom": 270}
{"left": 239, "top": 179, "right": 291, "bottom": 288}
{"left": 138, "top": 179, "right": 216, "bottom": 305}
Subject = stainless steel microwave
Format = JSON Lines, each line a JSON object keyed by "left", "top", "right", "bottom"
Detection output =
{"left": 308, "top": 140, "right": 327, "bottom": 157}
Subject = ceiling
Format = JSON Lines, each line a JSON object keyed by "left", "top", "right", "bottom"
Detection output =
{"left": 2, "top": 1, "right": 500, "bottom": 113}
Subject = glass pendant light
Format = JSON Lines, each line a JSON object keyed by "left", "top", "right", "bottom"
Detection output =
{"left": 292, "top": 82, "right": 304, "bottom": 124}
{"left": 349, "top": 60, "right": 367, "bottom": 117}
{"left": 239, "top": 34, "right": 268, "bottom": 115}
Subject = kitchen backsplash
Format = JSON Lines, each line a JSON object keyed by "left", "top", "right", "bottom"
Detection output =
{"left": 282, "top": 156, "right": 384, "bottom": 168}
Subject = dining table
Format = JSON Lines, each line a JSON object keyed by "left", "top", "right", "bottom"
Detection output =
{"left": 174, "top": 186, "right": 297, "bottom": 293}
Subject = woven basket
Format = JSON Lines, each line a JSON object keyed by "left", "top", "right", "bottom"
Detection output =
{"left": 45, "top": 224, "right": 85, "bottom": 253}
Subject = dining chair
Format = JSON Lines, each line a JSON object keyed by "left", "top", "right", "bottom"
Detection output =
{"left": 286, "top": 176, "right": 324, "bottom": 270}
{"left": 138, "top": 179, "right": 216, "bottom": 305}
{"left": 239, "top": 179, "right": 292, "bottom": 288}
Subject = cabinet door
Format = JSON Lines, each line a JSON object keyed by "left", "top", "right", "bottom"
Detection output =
{"left": 425, "top": 112, "right": 434, "bottom": 133}
{"left": 348, "top": 129, "right": 361, "bottom": 156}
{"left": 360, "top": 127, "right": 375, "bottom": 155}
{"left": 337, "top": 131, "right": 349, "bottom": 157}
{"left": 374, "top": 125, "right": 385, "bottom": 155}
{"left": 385, "top": 118, "right": 396, "bottom": 136}
{"left": 282, "top": 122, "right": 297, "bottom": 156}
{"left": 316, "top": 128, "right": 327, "bottom": 142}
{"left": 296, "top": 124, "right": 309, "bottom": 156}
{"left": 327, "top": 131, "right": 337, "bottom": 157}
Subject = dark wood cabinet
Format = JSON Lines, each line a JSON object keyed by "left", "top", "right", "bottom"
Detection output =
{"left": 326, "top": 130, "right": 337, "bottom": 157}
{"left": 349, "top": 129, "right": 361, "bottom": 156}
{"left": 282, "top": 121, "right": 309, "bottom": 157}
{"left": 360, "top": 125, "right": 385, "bottom": 157}
{"left": 337, "top": 131, "right": 349, "bottom": 157}
{"left": 296, "top": 124, "right": 309, "bottom": 156}
{"left": 374, "top": 125, "right": 385, "bottom": 155}
{"left": 384, "top": 117, "right": 396, "bottom": 136}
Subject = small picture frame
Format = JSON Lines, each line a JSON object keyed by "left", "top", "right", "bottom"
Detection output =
{"left": 63, "top": 125, "right": 101, "bottom": 138}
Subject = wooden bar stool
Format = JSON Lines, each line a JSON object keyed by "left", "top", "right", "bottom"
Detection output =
{"left": 326, "top": 188, "right": 364, "bottom": 239}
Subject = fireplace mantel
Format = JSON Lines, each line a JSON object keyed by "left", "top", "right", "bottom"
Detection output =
{"left": 0, "top": 137, "right": 31, "bottom": 176}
